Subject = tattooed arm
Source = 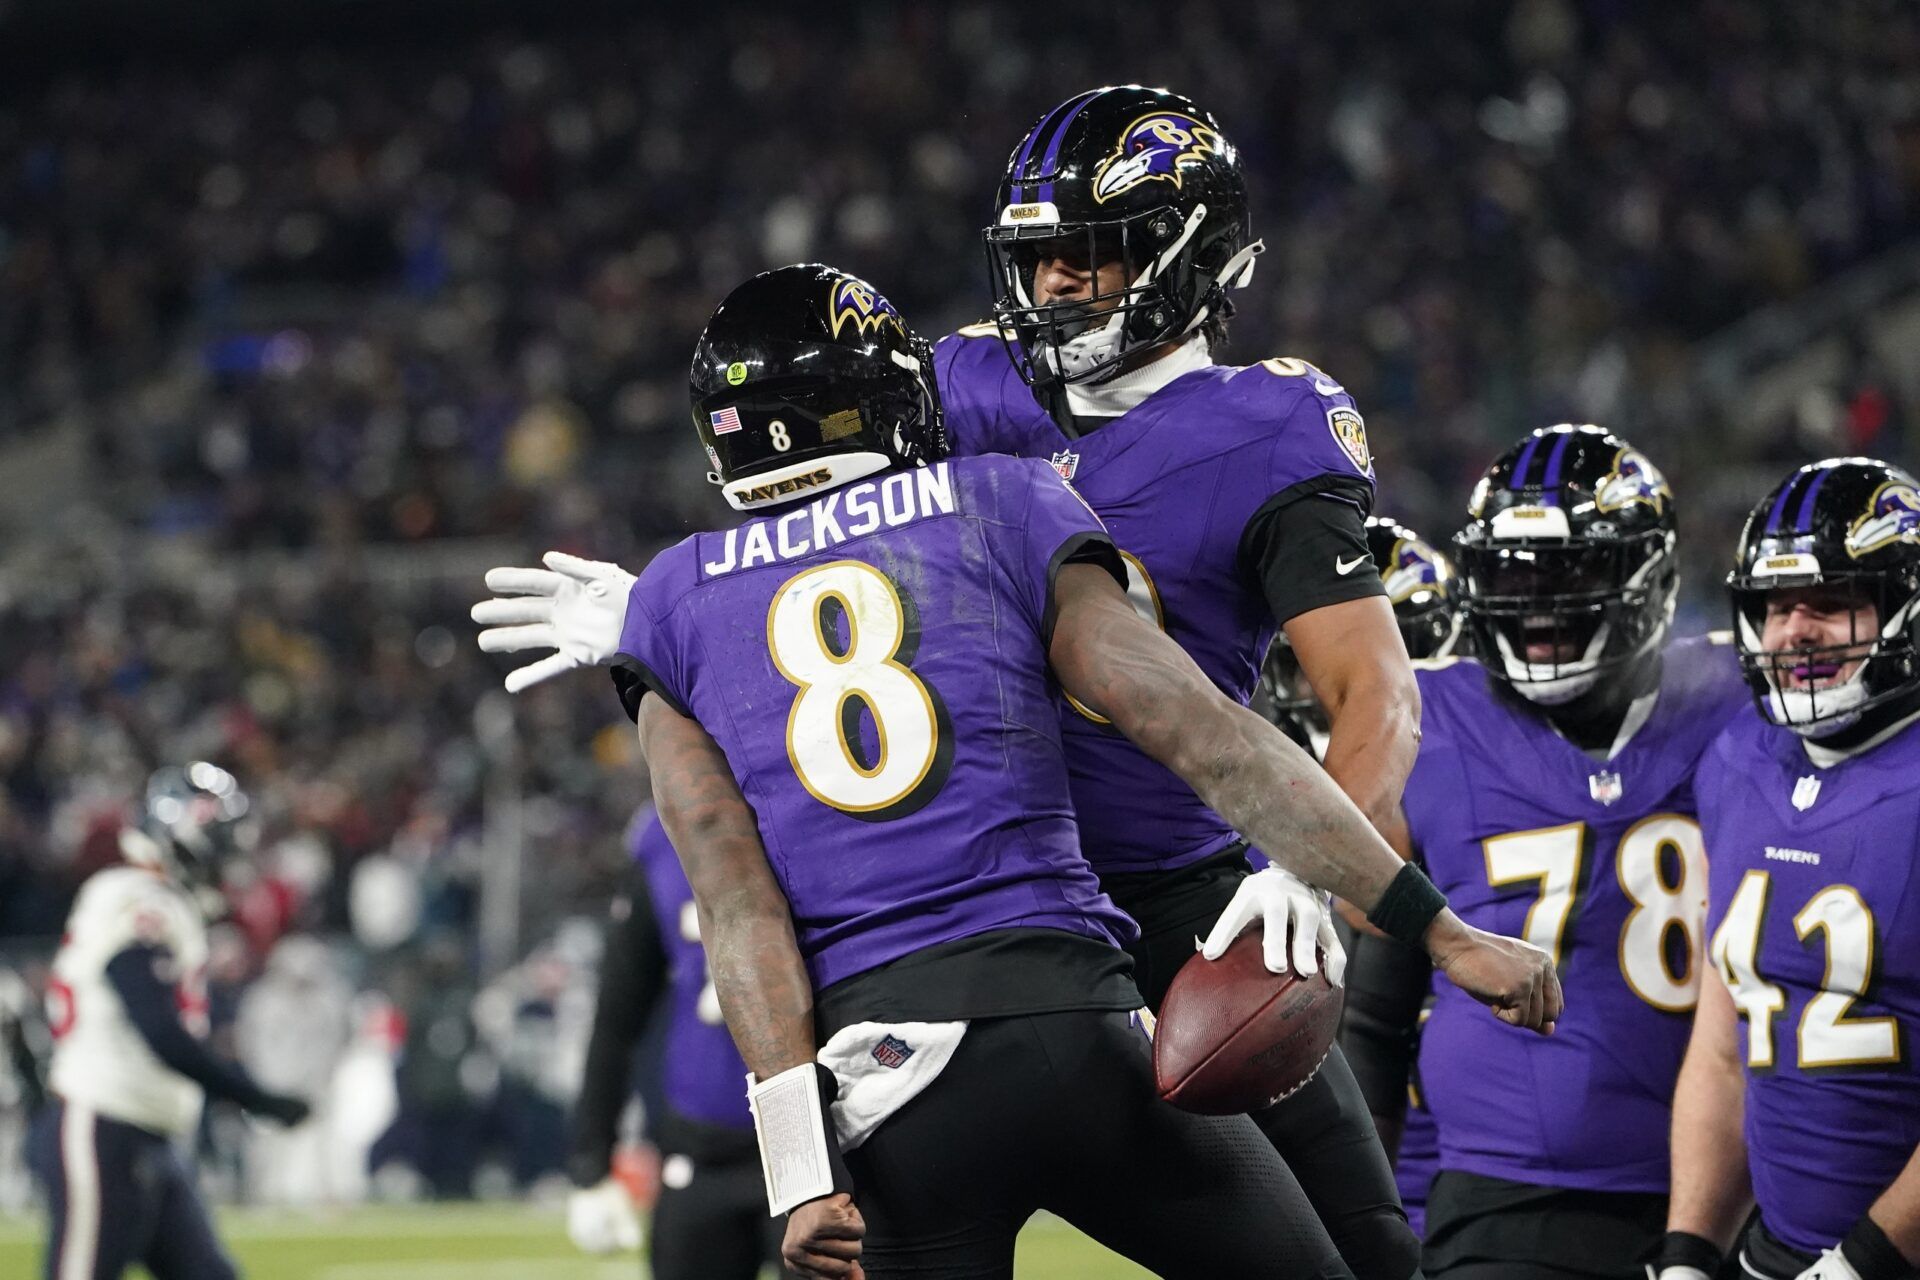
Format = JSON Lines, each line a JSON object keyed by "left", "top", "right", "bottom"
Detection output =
{"left": 636, "top": 696, "right": 816, "bottom": 1078}
{"left": 1047, "top": 562, "right": 1560, "bottom": 1032}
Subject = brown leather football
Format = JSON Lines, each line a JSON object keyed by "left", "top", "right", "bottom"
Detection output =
{"left": 1152, "top": 928, "right": 1345, "bottom": 1115}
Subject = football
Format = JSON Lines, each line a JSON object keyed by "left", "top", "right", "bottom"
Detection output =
{"left": 1152, "top": 928, "right": 1345, "bottom": 1116}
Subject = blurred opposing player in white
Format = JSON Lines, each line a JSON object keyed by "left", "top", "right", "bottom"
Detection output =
{"left": 29, "top": 763, "right": 311, "bottom": 1280}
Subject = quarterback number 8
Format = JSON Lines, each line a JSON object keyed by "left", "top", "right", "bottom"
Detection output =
{"left": 767, "top": 560, "right": 952, "bottom": 820}
{"left": 1483, "top": 814, "right": 1707, "bottom": 1012}
{"left": 769, "top": 420, "right": 791, "bottom": 452}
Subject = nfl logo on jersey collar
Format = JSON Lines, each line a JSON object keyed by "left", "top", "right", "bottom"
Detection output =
{"left": 1051, "top": 449, "right": 1080, "bottom": 481}
{"left": 1588, "top": 770, "right": 1624, "bottom": 805}
{"left": 1792, "top": 774, "right": 1821, "bottom": 811}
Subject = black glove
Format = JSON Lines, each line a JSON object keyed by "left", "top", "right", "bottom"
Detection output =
{"left": 251, "top": 1092, "right": 312, "bottom": 1128}
{"left": 1643, "top": 1230, "right": 1724, "bottom": 1280}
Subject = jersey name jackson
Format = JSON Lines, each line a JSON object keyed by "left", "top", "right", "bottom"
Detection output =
{"left": 702, "top": 464, "right": 960, "bottom": 577}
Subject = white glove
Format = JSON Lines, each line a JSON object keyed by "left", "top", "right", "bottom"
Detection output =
{"left": 472, "top": 551, "right": 636, "bottom": 693}
{"left": 1793, "top": 1248, "right": 1865, "bottom": 1280}
{"left": 1199, "top": 866, "right": 1347, "bottom": 987}
{"left": 567, "top": 1177, "right": 643, "bottom": 1254}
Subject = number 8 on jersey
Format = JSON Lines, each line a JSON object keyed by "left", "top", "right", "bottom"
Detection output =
{"left": 767, "top": 559, "right": 953, "bottom": 820}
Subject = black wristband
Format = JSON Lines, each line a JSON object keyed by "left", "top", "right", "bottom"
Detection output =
{"left": 807, "top": 1062, "right": 858, "bottom": 1208}
{"left": 1841, "top": 1216, "right": 1917, "bottom": 1280}
{"left": 1643, "top": 1230, "right": 1724, "bottom": 1276}
{"left": 1366, "top": 862, "right": 1449, "bottom": 949}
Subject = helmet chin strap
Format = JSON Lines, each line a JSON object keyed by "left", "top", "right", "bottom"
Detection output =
{"left": 1493, "top": 622, "right": 1612, "bottom": 704}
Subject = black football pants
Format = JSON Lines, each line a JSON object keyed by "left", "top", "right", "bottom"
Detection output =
{"left": 28, "top": 1099, "right": 238, "bottom": 1280}
{"left": 1109, "top": 847, "right": 1425, "bottom": 1280}
{"left": 847, "top": 1008, "right": 1352, "bottom": 1280}
{"left": 650, "top": 1151, "right": 784, "bottom": 1280}
{"left": 1420, "top": 1170, "right": 1669, "bottom": 1280}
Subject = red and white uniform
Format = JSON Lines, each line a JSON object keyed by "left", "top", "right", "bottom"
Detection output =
{"left": 47, "top": 868, "right": 210, "bottom": 1137}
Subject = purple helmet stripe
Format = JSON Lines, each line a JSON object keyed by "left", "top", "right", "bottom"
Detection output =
{"left": 1541, "top": 432, "right": 1573, "bottom": 490}
{"left": 1009, "top": 94, "right": 1088, "bottom": 205}
{"left": 1792, "top": 466, "right": 1830, "bottom": 533}
{"left": 1034, "top": 90, "right": 1103, "bottom": 203}
{"left": 1764, "top": 471, "right": 1804, "bottom": 535}
{"left": 1509, "top": 434, "right": 1544, "bottom": 492}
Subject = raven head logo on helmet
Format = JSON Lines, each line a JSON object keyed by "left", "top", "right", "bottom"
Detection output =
{"left": 1844, "top": 479, "right": 1920, "bottom": 559}
{"left": 1454, "top": 425, "right": 1677, "bottom": 706}
{"left": 828, "top": 277, "right": 907, "bottom": 342}
{"left": 1731, "top": 458, "right": 1920, "bottom": 741}
{"left": 1091, "top": 112, "right": 1225, "bottom": 203}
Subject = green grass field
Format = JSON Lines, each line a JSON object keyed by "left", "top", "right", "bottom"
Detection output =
{"left": 0, "top": 1203, "right": 1154, "bottom": 1279}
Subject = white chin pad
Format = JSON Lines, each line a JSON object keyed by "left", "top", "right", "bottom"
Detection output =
{"left": 1492, "top": 623, "right": 1608, "bottom": 704}
{"left": 1767, "top": 674, "right": 1869, "bottom": 737}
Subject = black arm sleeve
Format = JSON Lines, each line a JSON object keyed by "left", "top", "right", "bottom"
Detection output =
{"left": 567, "top": 861, "right": 669, "bottom": 1186}
{"left": 1335, "top": 929, "right": 1432, "bottom": 1153}
{"left": 1236, "top": 476, "right": 1385, "bottom": 627}
{"left": 104, "top": 944, "right": 280, "bottom": 1113}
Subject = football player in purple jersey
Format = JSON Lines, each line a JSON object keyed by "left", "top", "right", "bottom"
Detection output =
{"left": 1651, "top": 459, "right": 1920, "bottom": 1280}
{"left": 940, "top": 84, "right": 1428, "bottom": 1280}
{"left": 1258, "top": 515, "right": 1465, "bottom": 1242}
{"left": 564, "top": 811, "right": 781, "bottom": 1277}
{"left": 1344, "top": 426, "right": 1751, "bottom": 1280}
{"left": 473, "top": 263, "right": 1558, "bottom": 1280}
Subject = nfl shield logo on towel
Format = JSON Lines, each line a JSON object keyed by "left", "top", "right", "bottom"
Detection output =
{"left": 871, "top": 1034, "right": 915, "bottom": 1069}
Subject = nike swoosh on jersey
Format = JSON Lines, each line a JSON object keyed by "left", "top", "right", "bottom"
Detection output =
{"left": 1335, "top": 555, "right": 1368, "bottom": 575}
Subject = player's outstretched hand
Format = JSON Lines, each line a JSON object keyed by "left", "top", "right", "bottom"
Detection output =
{"left": 1428, "top": 915, "right": 1562, "bottom": 1035}
{"left": 784, "top": 1192, "right": 865, "bottom": 1280}
{"left": 471, "top": 551, "right": 636, "bottom": 693}
{"left": 253, "top": 1092, "right": 311, "bottom": 1128}
{"left": 566, "top": 1177, "right": 643, "bottom": 1254}
{"left": 1199, "top": 866, "right": 1347, "bottom": 987}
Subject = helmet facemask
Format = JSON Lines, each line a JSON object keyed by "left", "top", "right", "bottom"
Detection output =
{"left": 1457, "top": 530, "right": 1676, "bottom": 705}
{"left": 1731, "top": 564, "right": 1920, "bottom": 738}
{"left": 985, "top": 204, "right": 1260, "bottom": 390}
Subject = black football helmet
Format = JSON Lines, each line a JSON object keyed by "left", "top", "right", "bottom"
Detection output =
{"left": 690, "top": 263, "right": 946, "bottom": 512}
{"left": 983, "top": 85, "right": 1262, "bottom": 391}
{"left": 1453, "top": 424, "right": 1677, "bottom": 704}
{"left": 1261, "top": 517, "right": 1463, "bottom": 756}
{"left": 119, "top": 762, "right": 256, "bottom": 915}
{"left": 1728, "top": 457, "right": 1920, "bottom": 739}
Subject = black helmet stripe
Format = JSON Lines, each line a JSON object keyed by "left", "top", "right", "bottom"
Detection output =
{"left": 1762, "top": 464, "right": 1832, "bottom": 536}
{"left": 1010, "top": 89, "right": 1102, "bottom": 202}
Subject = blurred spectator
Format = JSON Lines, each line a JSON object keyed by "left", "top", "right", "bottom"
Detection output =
{"left": 234, "top": 934, "right": 354, "bottom": 1204}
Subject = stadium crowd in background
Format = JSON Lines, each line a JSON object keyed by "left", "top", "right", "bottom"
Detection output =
{"left": 3, "top": 0, "right": 1920, "bottom": 1219}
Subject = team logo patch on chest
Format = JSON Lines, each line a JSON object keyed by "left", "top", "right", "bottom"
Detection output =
{"left": 1327, "top": 407, "right": 1370, "bottom": 474}
{"left": 1050, "top": 449, "right": 1080, "bottom": 481}
{"left": 871, "top": 1034, "right": 916, "bottom": 1069}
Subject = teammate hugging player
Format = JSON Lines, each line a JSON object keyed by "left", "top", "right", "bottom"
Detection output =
{"left": 30, "top": 764, "right": 311, "bottom": 1280}
{"left": 564, "top": 810, "right": 781, "bottom": 1277}
{"left": 938, "top": 84, "right": 1426, "bottom": 1280}
{"left": 473, "top": 263, "right": 1558, "bottom": 1279}
{"left": 1651, "top": 459, "right": 1920, "bottom": 1280}
{"left": 1342, "top": 425, "right": 1750, "bottom": 1280}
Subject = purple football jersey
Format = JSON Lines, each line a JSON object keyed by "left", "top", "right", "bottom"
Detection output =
{"left": 616, "top": 455, "right": 1136, "bottom": 993}
{"left": 1405, "top": 636, "right": 1746, "bottom": 1192}
{"left": 935, "top": 331, "right": 1375, "bottom": 875}
{"left": 628, "top": 812, "right": 752, "bottom": 1129}
{"left": 1698, "top": 714, "right": 1920, "bottom": 1255}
